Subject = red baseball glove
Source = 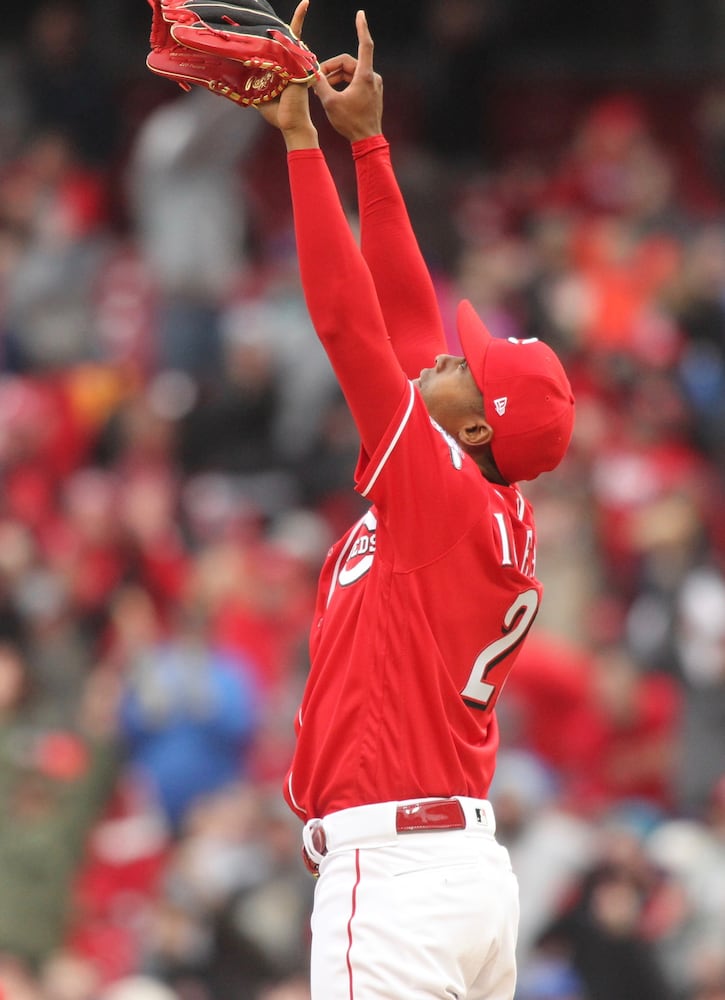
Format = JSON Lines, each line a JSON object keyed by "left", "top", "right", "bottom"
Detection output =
{"left": 147, "top": 0, "right": 320, "bottom": 107}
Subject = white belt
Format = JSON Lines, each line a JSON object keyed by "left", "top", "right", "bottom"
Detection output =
{"left": 302, "top": 796, "right": 495, "bottom": 872}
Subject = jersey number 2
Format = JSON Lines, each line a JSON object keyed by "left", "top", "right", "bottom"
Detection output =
{"left": 461, "top": 588, "right": 539, "bottom": 710}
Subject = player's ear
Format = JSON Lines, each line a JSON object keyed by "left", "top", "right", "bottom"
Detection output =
{"left": 459, "top": 417, "right": 493, "bottom": 448}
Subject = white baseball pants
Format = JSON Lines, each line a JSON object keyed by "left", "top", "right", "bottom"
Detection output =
{"left": 304, "top": 798, "right": 519, "bottom": 999}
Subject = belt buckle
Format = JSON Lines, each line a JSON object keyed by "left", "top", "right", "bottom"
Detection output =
{"left": 396, "top": 798, "right": 466, "bottom": 833}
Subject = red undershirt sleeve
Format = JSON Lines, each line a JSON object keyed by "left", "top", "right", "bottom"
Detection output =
{"left": 287, "top": 148, "right": 409, "bottom": 457}
{"left": 352, "top": 135, "right": 447, "bottom": 378}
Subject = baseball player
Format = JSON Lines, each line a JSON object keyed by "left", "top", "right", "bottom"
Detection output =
{"left": 258, "top": 6, "right": 575, "bottom": 998}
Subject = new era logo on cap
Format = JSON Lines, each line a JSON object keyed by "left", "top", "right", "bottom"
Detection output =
{"left": 493, "top": 397, "right": 508, "bottom": 416}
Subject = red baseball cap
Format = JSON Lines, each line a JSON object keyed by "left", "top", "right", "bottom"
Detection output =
{"left": 457, "top": 300, "right": 575, "bottom": 483}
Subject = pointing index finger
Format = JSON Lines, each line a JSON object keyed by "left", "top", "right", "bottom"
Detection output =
{"left": 355, "top": 9, "right": 374, "bottom": 72}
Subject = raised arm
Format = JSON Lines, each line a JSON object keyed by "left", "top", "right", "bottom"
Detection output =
{"left": 256, "top": 12, "right": 409, "bottom": 457}
{"left": 314, "top": 12, "right": 446, "bottom": 378}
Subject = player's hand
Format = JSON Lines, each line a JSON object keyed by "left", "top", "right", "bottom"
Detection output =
{"left": 256, "top": 80, "right": 317, "bottom": 142}
{"left": 255, "top": 0, "right": 319, "bottom": 148}
{"left": 314, "top": 10, "right": 383, "bottom": 142}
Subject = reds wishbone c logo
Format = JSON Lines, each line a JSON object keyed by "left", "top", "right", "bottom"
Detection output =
{"left": 338, "top": 509, "right": 377, "bottom": 587}
{"left": 494, "top": 397, "right": 508, "bottom": 416}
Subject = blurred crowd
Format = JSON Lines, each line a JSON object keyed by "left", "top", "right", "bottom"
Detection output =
{"left": 0, "top": 2, "right": 724, "bottom": 1000}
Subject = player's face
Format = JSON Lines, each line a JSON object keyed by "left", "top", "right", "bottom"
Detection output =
{"left": 416, "top": 355, "right": 485, "bottom": 436}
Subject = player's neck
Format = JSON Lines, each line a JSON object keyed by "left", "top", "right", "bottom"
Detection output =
{"left": 468, "top": 444, "right": 509, "bottom": 486}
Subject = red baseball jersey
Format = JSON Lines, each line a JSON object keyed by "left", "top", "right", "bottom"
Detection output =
{"left": 285, "top": 383, "right": 541, "bottom": 820}
{"left": 283, "top": 141, "right": 542, "bottom": 821}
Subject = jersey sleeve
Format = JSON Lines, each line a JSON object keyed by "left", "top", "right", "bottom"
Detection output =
{"left": 287, "top": 148, "right": 409, "bottom": 457}
{"left": 352, "top": 136, "right": 447, "bottom": 379}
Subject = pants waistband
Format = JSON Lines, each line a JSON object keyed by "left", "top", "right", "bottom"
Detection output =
{"left": 302, "top": 797, "right": 495, "bottom": 874}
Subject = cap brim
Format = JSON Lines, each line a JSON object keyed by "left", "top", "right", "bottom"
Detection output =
{"left": 456, "top": 300, "right": 493, "bottom": 398}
